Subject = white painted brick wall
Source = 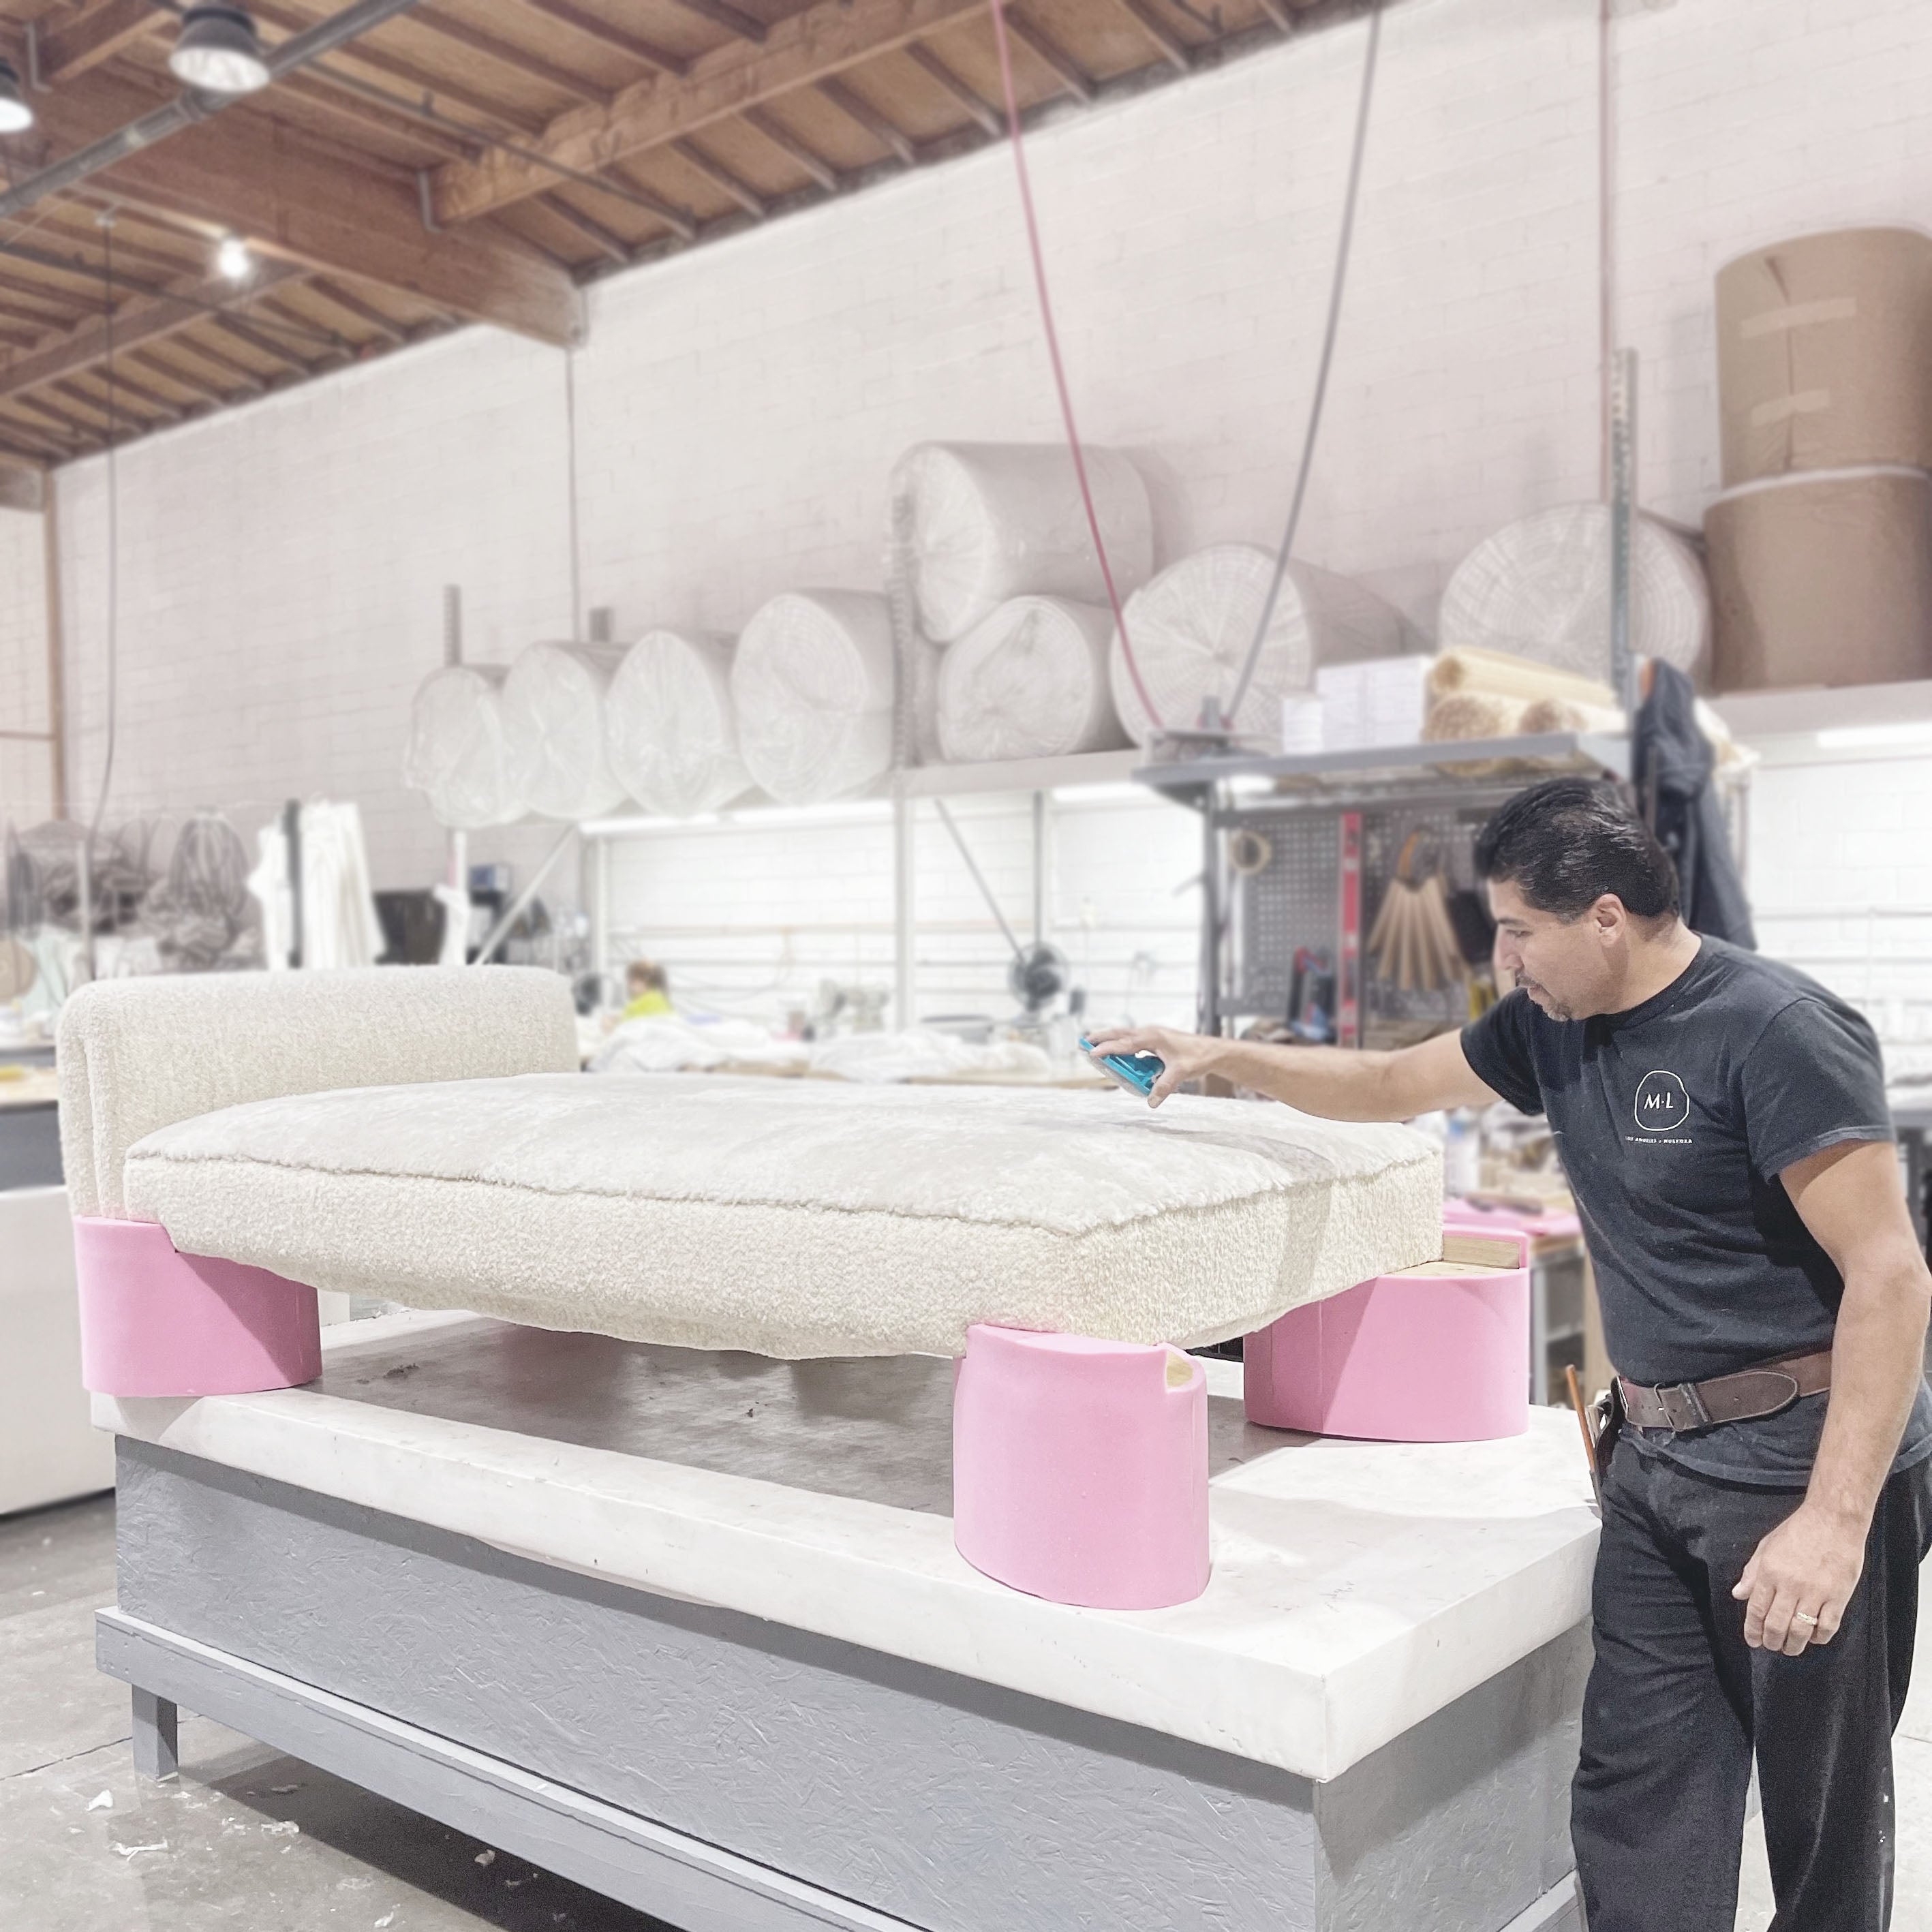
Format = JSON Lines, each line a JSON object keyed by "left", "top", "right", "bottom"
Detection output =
{"left": 1, "top": 0, "right": 1929, "bottom": 1030}
{"left": 0, "top": 506, "right": 52, "bottom": 832}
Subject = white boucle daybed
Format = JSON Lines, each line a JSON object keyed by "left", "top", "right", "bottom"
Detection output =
{"left": 61, "top": 968, "right": 1441, "bottom": 1360}
{"left": 60, "top": 966, "right": 1442, "bottom": 1610}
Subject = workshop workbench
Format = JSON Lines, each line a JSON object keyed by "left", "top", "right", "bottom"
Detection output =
{"left": 93, "top": 1310, "right": 1596, "bottom": 1932}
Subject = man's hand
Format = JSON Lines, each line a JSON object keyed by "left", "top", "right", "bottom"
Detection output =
{"left": 1732, "top": 1501, "right": 1868, "bottom": 1655}
{"left": 1083, "top": 1026, "right": 1221, "bottom": 1106}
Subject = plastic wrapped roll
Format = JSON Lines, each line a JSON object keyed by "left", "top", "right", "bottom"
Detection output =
{"left": 500, "top": 642, "right": 628, "bottom": 822}
{"left": 1439, "top": 505, "right": 1708, "bottom": 682}
{"left": 732, "top": 590, "right": 895, "bottom": 804}
{"left": 402, "top": 664, "right": 525, "bottom": 830}
{"left": 1428, "top": 647, "right": 1617, "bottom": 709}
{"left": 935, "top": 597, "right": 1127, "bottom": 763}
{"left": 1108, "top": 544, "right": 1414, "bottom": 746}
{"left": 893, "top": 442, "right": 1154, "bottom": 643}
{"left": 605, "top": 630, "right": 753, "bottom": 818}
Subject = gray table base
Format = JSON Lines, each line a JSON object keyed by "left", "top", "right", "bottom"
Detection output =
{"left": 102, "top": 1438, "right": 1589, "bottom": 1932}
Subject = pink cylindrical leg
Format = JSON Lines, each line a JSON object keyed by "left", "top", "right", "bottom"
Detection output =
{"left": 74, "top": 1216, "right": 322, "bottom": 1398}
{"left": 1246, "top": 1236, "right": 1531, "bottom": 1443}
{"left": 953, "top": 1324, "right": 1210, "bottom": 1610}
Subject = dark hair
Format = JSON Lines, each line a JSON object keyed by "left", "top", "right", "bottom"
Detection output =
{"left": 1473, "top": 778, "right": 1679, "bottom": 921}
{"left": 626, "top": 958, "right": 669, "bottom": 993}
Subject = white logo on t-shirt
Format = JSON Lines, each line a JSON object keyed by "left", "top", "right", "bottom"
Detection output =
{"left": 1634, "top": 1069, "right": 1691, "bottom": 1133}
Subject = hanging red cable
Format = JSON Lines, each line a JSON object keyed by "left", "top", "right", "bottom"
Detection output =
{"left": 985, "top": 0, "right": 1163, "bottom": 732}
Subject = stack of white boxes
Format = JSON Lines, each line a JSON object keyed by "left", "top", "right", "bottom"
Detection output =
{"left": 1283, "top": 656, "right": 1434, "bottom": 755}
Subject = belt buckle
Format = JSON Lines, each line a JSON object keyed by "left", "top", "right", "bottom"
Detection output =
{"left": 1655, "top": 1381, "right": 1711, "bottom": 1432}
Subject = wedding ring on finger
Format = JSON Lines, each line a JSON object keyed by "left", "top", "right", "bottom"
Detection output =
{"left": 1792, "top": 1612, "right": 1820, "bottom": 1633}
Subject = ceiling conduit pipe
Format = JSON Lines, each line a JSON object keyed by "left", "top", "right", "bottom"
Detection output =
{"left": 0, "top": 0, "right": 430, "bottom": 224}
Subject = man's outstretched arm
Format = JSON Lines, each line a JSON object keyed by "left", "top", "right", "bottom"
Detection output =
{"left": 1084, "top": 1023, "right": 1501, "bottom": 1120}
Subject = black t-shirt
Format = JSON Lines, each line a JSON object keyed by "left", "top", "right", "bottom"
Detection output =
{"left": 1462, "top": 936, "right": 1932, "bottom": 1487}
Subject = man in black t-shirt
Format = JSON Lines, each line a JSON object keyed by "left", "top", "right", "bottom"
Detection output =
{"left": 1089, "top": 778, "right": 1932, "bottom": 1932}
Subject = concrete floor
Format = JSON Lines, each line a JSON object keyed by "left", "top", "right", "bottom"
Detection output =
{"left": 3, "top": 1491, "right": 1929, "bottom": 1931}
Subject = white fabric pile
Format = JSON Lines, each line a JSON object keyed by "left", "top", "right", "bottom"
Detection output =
{"left": 934, "top": 596, "right": 1126, "bottom": 762}
{"left": 121, "top": 1072, "right": 1443, "bottom": 1359}
{"left": 591, "top": 1015, "right": 807, "bottom": 1075}
{"left": 1109, "top": 544, "right": 1415, "bottom": 746}
{"left": 893, "top": 442, "right": 1154, "bottom": 643}
{"left": 401, "top": 665, "right": 525, "bottom": 829}
{"left": 604, "top": 629, "right": 753, "bottom": 818}
{"left": 500, "top": 642, "right": 628, "bottom": 821}
{"left": 1439, "top": 504, "right": 1710, "bottom": 682}
{"left": 806, "top": 1030, "right": 1054, "bottom": 1084}
{"left": 245, "top": 801, "right": 386, "bottom": 973}
{"left": 732, "top": 590, "right": 895, "bottom": 804}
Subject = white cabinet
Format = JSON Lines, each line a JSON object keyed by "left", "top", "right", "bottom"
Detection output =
{"left": 0, "top": 1186, "right": 114, "bottom": 1514}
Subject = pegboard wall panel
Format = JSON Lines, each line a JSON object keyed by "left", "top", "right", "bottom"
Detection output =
{"left": 1225, "top": 788, "right": 1518, "bottom": 1028}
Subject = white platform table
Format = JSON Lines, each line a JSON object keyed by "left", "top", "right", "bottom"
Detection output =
{"left": 93, "top": 1310, "right": 1598, "bottom": 1932}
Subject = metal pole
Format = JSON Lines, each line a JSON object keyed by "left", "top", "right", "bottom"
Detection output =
{"left": 592, "top": 835, "right": 611, "bottom": 987}
{"left": 1197, "top": 790, "right": 1222, "bottom": 1037}
{"left": 442, "top": 584, "right": 463, "bottom": 668}
{"left": 1608, "top": 347, "right": 1638, "bottom": 722}
{"left": 474, "top": 825, "right": 576, "bottom": 965}
{"left": 893, "top": 783, "right": 917, "bottom": 1030}
{"left": 1031, "top": 790, "right": 1047, "bottom": 947}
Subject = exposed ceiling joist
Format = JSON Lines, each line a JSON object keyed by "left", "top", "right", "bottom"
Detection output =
{"left": 903, "top": 42, "right": 1002, "bottom": 136}
{"left": 505, "top": 0, "right": 687, "bottom": 78}
{"left": 1001, "top": 10, "right": 1093, "bottom": 102}
{"left": 25, "top": 72, "right": 583, "bottom": 343}
{"left": 32, "top": 0, "right": 168, "bottom": 85}
{"left": 816, "top": 77, "right": 915, "bottom": 166}
{"left": 0, "top": 260, "right": 305, "bottom": 401}
{"left": 431, "top": 0, "right": 987, "bottom": 225}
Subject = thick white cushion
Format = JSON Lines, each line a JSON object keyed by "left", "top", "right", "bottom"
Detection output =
{"left": 124, "top": 1074, "right": 1441, "bottom": 1359}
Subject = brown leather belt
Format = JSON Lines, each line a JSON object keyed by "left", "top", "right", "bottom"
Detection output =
{"left": 1618, "top": 1349, "right": 1833, "bottom": 1433}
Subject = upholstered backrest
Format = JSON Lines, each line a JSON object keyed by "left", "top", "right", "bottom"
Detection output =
{"left": 57, "top": 966, "right": 579, "bottom": 1219}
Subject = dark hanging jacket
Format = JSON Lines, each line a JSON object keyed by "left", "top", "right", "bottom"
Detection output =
{"left": 1635, "top": 660, "right": 1756, "bottom": 949}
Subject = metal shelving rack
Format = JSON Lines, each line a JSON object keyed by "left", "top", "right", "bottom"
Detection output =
{"left": 1133, "top": 733, "right": 1634, "bottom": 1041}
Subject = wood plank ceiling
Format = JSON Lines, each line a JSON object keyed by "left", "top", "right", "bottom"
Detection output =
{"left": 0, "top": 0, "right": 1354, "bottom": 470}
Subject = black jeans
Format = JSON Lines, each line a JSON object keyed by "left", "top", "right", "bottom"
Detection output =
{"left": 1572, "top": 1437, "right": 1932, "bottom": 1932}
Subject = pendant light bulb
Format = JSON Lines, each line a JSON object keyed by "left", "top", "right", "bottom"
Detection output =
{"left": 217, "top": 234, "right": 252, "bottom": 281}
{"left": 169, "top": 4, "right": 271, "bottom": 95}
{"left": 0, "top": 59, "right": 34, "bottom": 135}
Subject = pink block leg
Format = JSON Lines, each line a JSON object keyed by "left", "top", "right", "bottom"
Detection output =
{"left": 74, "top": 1216, "right": 322, "bottom": 1398}
{"left": 1245, "top": 1235, "right": 1531, "bottom": 1443}
{"left": 952, "top": 1324, "right": 1210, "bottom": 1610}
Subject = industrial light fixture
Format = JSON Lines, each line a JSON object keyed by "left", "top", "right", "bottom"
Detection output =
{"left": 215, "top": 234, "right": 252, "bottom": 280}
{"left": 0, "top": 59, "right": 33, "bottom": 135}
{"left": 168, "top": 3, "right": 271, "bottom": 95}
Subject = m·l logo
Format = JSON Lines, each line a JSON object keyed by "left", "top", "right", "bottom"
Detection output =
{"left": 1634, "top": 1070, "right": 1690, "bottom": 1133}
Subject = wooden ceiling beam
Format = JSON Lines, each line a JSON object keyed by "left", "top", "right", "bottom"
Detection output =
{"left": 0, "top": 260, "right": 305, "bottom": 401}
{"left": 128, "top": 346, "right": 232, "bottom": 403}
{"left": 404, "top": 4, "right": 619, "bottom": 109}
{"left": 1000, "top": 10, "right": 1093, "bottom": 102}
{"left": 661, "top": 0, "right": 767, "bottom": 43}
{"left": 591, "top": 164, "right": 698, "bottom": 241}
{"left": 741, "top": 106, "right": 838, "bottom": 191}
{"left": 253, "top": 5, "right": 551, "bottom": 136}
{"left": 816, "top": 77, "right": 915, "bottom": 165}
{"left": 669, "top": 137, "right": 768, "bottom": 219}
{"left": 1109, "top": 0, "right": 1191, "bottom": 74}
{"left": 303, "top": 275, "right": 416, "bottom": 341}
{"left": 504, "top": 0, "right": 686, "bottom": 78}
{"left": 432, "top": 0, "right": 987, "bottom": 224}
{"left": 12, "top": 390, "right": 99, "bottom": 441}
{"left": 540, "top": 191, "right": 630, "bottom": 263}
{"left": 274, "top": 70, "right": 477, "bottom": 161}
{"left": 33, "top": 0, "right": 168, "bottom": 85}
{"left": 902, "top": 42, "right": 1000, "bottom": 136}
{"left": 27, "top": 70, "right": 583, "bottom": 343}
{"left": 66, "top": 363, "right": 189, "bottom": 423}
{"left": 163, "top": 331, "right": 271, "bottom": 392}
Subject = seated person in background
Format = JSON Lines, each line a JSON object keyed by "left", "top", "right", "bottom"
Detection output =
{"left": 621, "top": 959, "right": 673, "bottom": 1022}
